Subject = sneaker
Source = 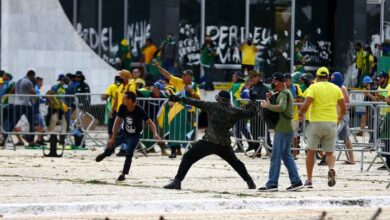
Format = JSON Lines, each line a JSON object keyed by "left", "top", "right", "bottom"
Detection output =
{"left": 246, "top": 179, "right": 256, "bottom": 189}
{"left": 258, "top": 186, "right": 278, "bottom": 192}
{"left": 286, "top": 182, "right": 303, "bottom": 191}
{"left": 95, "top": 153, "right": 106, "bottom": 162}
{"left": 163, "top": 179, "right": 181, "bottom": 190}
{"left": 168, "top": 153, "right": 177, "bottom": 159}
{"left": 116, "top": 150, "right": 126, "bottom": 157}
{"left": 304, "top": 180, "right": 313, "bottom": 188}
{"left": 117, "top": 174, "right": 126, "bottom": 181}
{"left": 327, "top": 169, "right": 336, "bottom": 187}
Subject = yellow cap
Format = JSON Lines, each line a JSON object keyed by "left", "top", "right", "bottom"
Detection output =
{"left": 316, "top": 66, "right": 330, "bottom": 77}
{"left": 120, "top": 69, "right": 132, "bottom": 79}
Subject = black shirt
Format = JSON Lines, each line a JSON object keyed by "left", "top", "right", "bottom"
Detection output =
{"left": 118, "top": 105, "right": 149, "bottom": 135}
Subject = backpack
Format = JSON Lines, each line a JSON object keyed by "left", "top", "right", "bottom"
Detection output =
{"left": 261, "top": 90, "right": 292, "bottom": 129}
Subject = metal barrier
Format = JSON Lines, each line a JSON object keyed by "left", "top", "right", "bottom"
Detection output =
{"left": 1, "top": 93, "right": 200, "bottom": 155}
{"left": 367, "top": 104, "right": 390, "bottom": 171}
{"left": 1, "top": 94, "right": 79, "bottom": 156}
{"left": 232, "top": 99, "right": 270, "bottom": 158}
{"left": 137, "top": 97, "right": 199, "bottom": 151}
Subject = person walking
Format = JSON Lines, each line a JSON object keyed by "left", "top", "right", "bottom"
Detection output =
{"left": 298, "top": 67, "right": 346, "bottom": 188}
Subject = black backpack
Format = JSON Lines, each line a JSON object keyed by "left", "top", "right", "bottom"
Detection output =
{"left": 261, "top": 90, "right": 292, "bottom": 129}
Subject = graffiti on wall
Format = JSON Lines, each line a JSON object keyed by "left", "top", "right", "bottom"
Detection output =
{"left": 179, "top": 24, "right": 332, "bottom": 66}
{"left": 76, "top": 21, "right": 150, "bottom": 67}
{"left": 178, "top": 24, "right": 201, "bottom": 66}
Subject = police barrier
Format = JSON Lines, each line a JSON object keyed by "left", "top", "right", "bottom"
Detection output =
{"left": 0, "top": 94, "right": 78, "bottom": 156}
{"left": 231, "top": 99, "right": 270, "bottom": 158}
{"left": 367, "top": 104, "right": 390, "bottom": 171}
{"left": 73, "top": 94, "right": 199, "bottom": 153}
{"left": 137, "top": 97, "right": 199, "bottom": 151}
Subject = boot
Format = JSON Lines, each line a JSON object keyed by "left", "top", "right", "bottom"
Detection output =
{"left": 158, "top": 142, "right": 168, "bottom": 156}
{"left": 95, "top": 153, "right": 107, "bottom": 162}
{"left": 246, "top": 179, "right": 256, "bottom": 189}
{"left": 163, "top": 179, "right": 181, "bottom": 189}
{"left": 176, "top": 147, "right": 182, "bottom": 156}
{"left": 168, "top": 147, "right": 176, "bottom": 158}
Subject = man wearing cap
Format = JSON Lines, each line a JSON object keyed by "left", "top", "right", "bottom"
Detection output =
{"left": 153, "top": 59, "right": 200, "bottom": 158}
{"left": 152, "top": 59, "right": 200, "bottom": 100}
{"left": 110, "top": 70, "right": 137, "bottom": 156}
{"left": 258, "top": 73, "right": 303, "bottom": 192}
{"left": 74, "top": 71, "right": 91, "bottom": 111}
{"left": 163, "top": 90, "right": 258, "bottom": 190}
{"left": 298, "top": 67, "right": 346, "bottom": 188}
{"left": 245, "top": 70, "right": 271, "bottom": 155}
{"left": 240, "top": 38, "right": 259, "bottom": 73}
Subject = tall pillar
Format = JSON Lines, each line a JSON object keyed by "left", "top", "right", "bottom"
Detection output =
{"left": 150, "top": 0, "right": 180, "bottom": 45}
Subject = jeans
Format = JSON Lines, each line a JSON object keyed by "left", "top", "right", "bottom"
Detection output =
{"left": 266, "top": 132, "right": 301, "bottom": 187}
{"left": 103, "top": 130, "right": 140, "bottom": 175}
{"left": 175, "top": 140, "right": 253, "bottom": 182}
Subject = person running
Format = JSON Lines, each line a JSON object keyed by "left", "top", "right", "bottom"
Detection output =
{"left": 258, "top": 72, "right": 303, "bottom": 192}
{"left": 298, "top": 67, "right": 346, "bottom": 188}
{"left": 95, "top": 92, "right": 161, "bottom": 181}
{"left": 163, "top": 90, "right": 258, "bottom": 190}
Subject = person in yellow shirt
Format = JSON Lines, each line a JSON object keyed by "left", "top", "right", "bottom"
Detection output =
{"left": 298, "top": 66, "right": 346, "bottom": 188}
{"left": 103, "top": 74, "right": 122, "bottom": 138}
{"left": 152, "top": 59, "right": 200, "bottom": 158}
{"left": 285, "top": 73, "right": 303, "bottom": 159}
{"left": 0, "top": 70, "right": 4, "bottom": 84}
{"left": 378, "top": 80, "right": 390, "bottom": 170}
{"left": 240, "top": 37, "right": 259, "bottom": 73}
{"left": 355, "top": 43, "right": 364, "bottom": 88}
{"left": 152, "top": 59, "right": 200, "bottom": 100}
{"left": 141, "top": 38, "right": 158, "bottom": 75}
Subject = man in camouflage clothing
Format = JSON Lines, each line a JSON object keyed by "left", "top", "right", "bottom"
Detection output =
{"left": 163, "top": 90, "right": 258, "bottom": 190}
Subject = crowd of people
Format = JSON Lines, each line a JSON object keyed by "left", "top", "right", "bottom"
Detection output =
{"left": 0, "top": 35, "right": 390, "bottom": 191}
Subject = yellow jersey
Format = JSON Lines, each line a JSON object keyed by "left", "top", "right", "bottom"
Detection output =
{"left": 241, "top": 44, "right": 257, "bottom": 65}
{"left": 115, "top": 80, "right": 136, "bottom": 112}
{"left": 143, "top": 44, "right": 158, "bottom": 64}
{"left": 305, "top": 82, "right": 344, "bottom": 122}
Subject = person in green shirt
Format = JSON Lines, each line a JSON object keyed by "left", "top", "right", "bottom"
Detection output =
{"left": 258, "top": 72, "right": 303, "bottom": 192}
{"left": 200, "top": 35, "right": 217, "bottom": 91}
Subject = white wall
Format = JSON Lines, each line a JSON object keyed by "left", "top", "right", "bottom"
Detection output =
{"left": 1, "top": 0, "right": 117, "bottom": 93}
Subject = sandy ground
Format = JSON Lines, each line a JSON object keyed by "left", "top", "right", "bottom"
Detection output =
{"left": 0, "top": 142, "right": 389, "bottom": 219}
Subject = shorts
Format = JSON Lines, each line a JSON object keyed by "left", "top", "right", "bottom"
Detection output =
{"left": 34, "top": 113, "right": 45, "bottom": 127}
{"left": 306, "top": 121, "right": 337, "bottom": 152}
{"left": 337, "top": 114, "right": 350, "bottom": 141}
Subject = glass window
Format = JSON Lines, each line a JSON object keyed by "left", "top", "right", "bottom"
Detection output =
{"left": 295, "top": 0, "right": 334, "bottom": 70}
{"left": 250, "top": 0, "right": 291, "bottom": 78}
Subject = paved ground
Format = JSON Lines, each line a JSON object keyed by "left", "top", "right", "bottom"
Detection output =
{"left": 0, "top": 143, "right": 389, "bottom": 219}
